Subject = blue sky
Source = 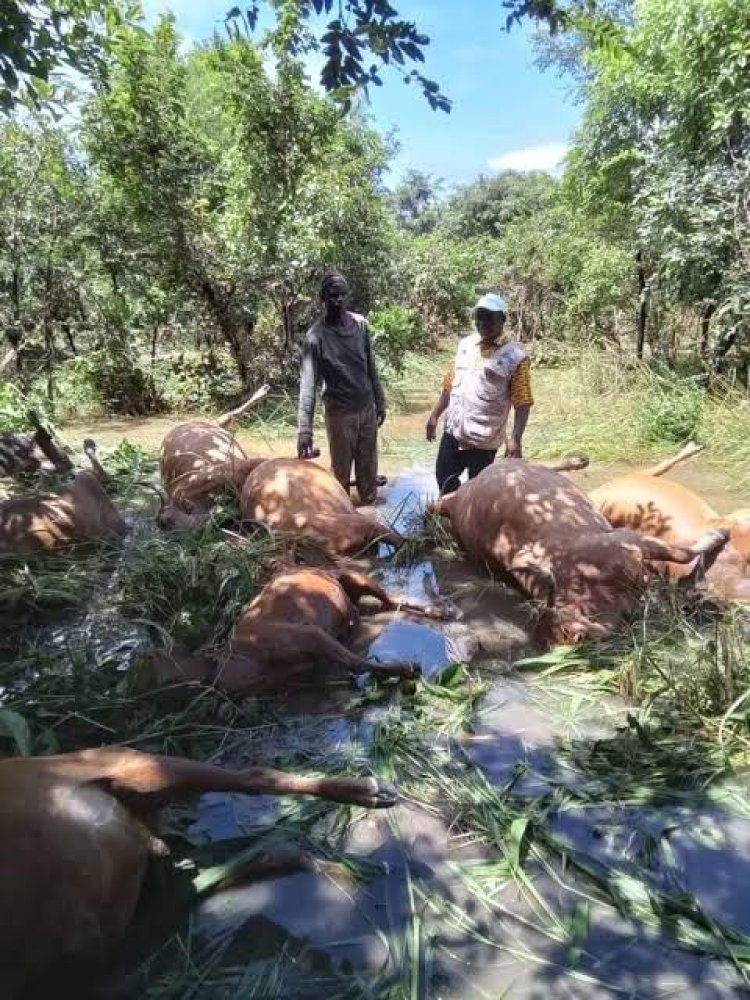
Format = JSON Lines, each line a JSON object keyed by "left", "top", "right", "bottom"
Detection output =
{"left": 141, "top": 0, "right": 581, "bottom": 188}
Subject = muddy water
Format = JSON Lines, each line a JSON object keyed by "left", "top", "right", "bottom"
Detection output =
{"left": 27, "top": 413, "right": 750, "bottom": 995}
{"left": 126, "top": 465, "right": 749, "bottom": 1000}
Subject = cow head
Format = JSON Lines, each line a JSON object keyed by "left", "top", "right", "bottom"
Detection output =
{"left": 156, "top": 496, "right": 210, "bottom": 531}
{"left": 344, "top": 513, "right": 405, "bottom": 556}
{"left": 724, "top": 511, "right": 750, "bottom": 564}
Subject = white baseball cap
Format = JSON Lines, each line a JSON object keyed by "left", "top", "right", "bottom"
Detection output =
{"left": 474, "top": 292, "right": 508, "bottom": 314}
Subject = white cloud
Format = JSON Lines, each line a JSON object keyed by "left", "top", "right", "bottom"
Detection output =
{"left": 488, "top": 142, "right": 568, "bottom": 175}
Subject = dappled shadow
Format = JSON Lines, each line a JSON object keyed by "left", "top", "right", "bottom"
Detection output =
{"left": 241, "top": 457, "right": 401, "bottom": 556}
{"left": 0, "top": 471, "right": 127, "bottom": 554}
{"left": 436, "top": 460, "right": 730, "bottom": 643}
{"left": 159, "top": 419, "right": 259, "bottom": 505}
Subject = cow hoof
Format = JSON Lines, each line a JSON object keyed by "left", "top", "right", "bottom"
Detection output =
{"left": 700, "top": 527, "right": 730, "bottom": 552}
{"left": 427, "top": 603, "right": 458, "bottom": 621}
{"left": 359, "top": 776, "right": 398, "bottom": 809}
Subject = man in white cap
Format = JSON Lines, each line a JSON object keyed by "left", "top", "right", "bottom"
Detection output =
{"left": 425, "top": 292, "right": 533, "bottom": 494}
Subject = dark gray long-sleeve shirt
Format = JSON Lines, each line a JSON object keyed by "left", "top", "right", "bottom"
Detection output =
{"left": 298, "top": 312, "right": 386, "bottom": 435}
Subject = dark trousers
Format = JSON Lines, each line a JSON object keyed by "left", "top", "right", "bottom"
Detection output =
{"left": 325, "top": 403, "right": 379, "bottom": 503}
{"left": 436, "top": 431, "right": 496, "bottom": 495}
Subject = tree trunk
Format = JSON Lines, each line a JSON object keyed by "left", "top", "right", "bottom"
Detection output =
{"left": 174, "top": 224, "right": 253, "bottom": 387}
{"left": 635, "top": 250, "right": 648, "bottom": 359}
{"left": 43, "top": 259, "right": 55, "bottom": 401}
{"left": 62, "top": 322, "right": 77, "bottom": 355}
{"left": 698, "top": 303, "right": 715, "bottom": 358}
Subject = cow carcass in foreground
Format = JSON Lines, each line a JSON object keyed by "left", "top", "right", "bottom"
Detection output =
{"left": 240, "top": 458, "right": 404, "bottom": 556}
{"left": 0, "top": 747, "right": 396, "bottom": 995}
{"left": 431, "top": 459, "right": 729, "bottom": 643}
{"left": 589, "top": 443, "right": 750, "bottom": 601}
{"left": 0, "top": 441, "right": 125, "bottom": 554}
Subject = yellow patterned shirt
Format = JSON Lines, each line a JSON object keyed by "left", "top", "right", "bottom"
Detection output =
{"left": 442, "top": 342, "right": 534, "bottom": 408}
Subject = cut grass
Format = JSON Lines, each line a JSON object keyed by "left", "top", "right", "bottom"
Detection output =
{"left": 3, "top": 351, "right": 750, "bottom": 995}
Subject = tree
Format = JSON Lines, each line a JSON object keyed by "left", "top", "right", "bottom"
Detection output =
{"left": 567, "top": 0, "right": 750, "bottom": 362}
{"left": 0, "top": 117, "right": 93, "bottom": 379}
{"left": 440, "top": 171, "right": 559, "bottom": 240}
{"left": 389, "top": 170, "right": 442, "bottom": 235}
{"left": 83, "top": 18, "right": 397, "bottom": 386}
{"left": 0, "top": 0, "right": 140, "bottom": 112}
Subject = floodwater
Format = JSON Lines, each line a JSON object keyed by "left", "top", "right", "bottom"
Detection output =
{"left": 9, "top": 412, "right": 750, "bottom": 997}
{"left": 135, "top": 462, "right": 750, "bottom": 998}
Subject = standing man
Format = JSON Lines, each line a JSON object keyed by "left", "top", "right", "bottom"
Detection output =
{"left": 298, "top": 272, "right": 386, "bottom": 504}
{"left": 425, "top": 293, "right": 533, "bottom": 495}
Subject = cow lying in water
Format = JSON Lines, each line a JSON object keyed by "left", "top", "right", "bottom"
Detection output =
{"left": 0, "top": 747, "right": 396, "bottom": 994}
{"left": 430, "top": 459, "right": 729, "bottom": 643}
{"left": 150, "top": 563, "right": 443, "bottom": 691}
{"left": 589, "top": 442, "right": 750, "bottom": 601}
{"left": 0, "top": 412, "right": 72, "bottom": 479}
{"left": 0, "top": 440, "right": 126, "bottom": 554}
{"left": 158, "top": 385, "right": 271, "bottom": 528}
{"left": 239, "top": 458, "right": 403, "bottom": 556}
{"left": 159, "top": 386, "right": 388, "bottom": 532}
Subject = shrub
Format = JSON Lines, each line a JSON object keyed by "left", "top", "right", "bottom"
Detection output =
{"left": 638, "top": 376, "right": 704, "bottom": 444}
{"left": 369, "top": 305, "right": 422, "bottom": 374}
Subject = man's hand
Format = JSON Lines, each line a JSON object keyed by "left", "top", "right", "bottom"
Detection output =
{"left": 377, "top": 409, "right": 387, "bottom": 428}
{"left": 297, "top": 432, "right": 315, "bottom": 459}
{"left": 425, "top": 414, "right": 438, "bottom": 442}
{"left": 505, "top": 438, "right": 523, "bottom": 459}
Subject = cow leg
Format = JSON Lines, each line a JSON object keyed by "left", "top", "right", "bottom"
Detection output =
{"left": 236, "top": 622, "right": 418, "bottom": 680}
{"left": 336, "top": 568, "right": 446, "bottom": 619}
{"left": 537, "top": 454, "right": 589, "bottom": 473}
{"left": 48, "top": 748, "right": 397, "bottom": 814}
{"left": 642, "top": 441, "right": 704, "bottom": 478}
{"left": 509, "top": 555, "right": 556, "bottom": 607}
{"left": 82, "top": 438, "right": 108, "bottom": 482}
{"left": 621, "top": 527, "right": 729, "bottom": 566}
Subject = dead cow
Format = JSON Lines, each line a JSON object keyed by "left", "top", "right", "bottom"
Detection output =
{"left": 0, "top": 747, "right": 396, "bottom": 994}
{"left": 0, "top": 440, "right": 125, "bottom": 554}
{"left": 239, "top": 458, "right": 403, "bottom": 556}
{"left": 431, "top": 459, "right": 729, "bottom": 643}
{"left": 590, "top": 442, "right": 750, "bottom": 601}
{"left": 158, "top": 385, "right": 270, "bottom": 529}
{"left": 151, "top": 563, "right": 446, "bottom": 692}
{"left": 0, "top": 412, "right": 72, "bottom": 479}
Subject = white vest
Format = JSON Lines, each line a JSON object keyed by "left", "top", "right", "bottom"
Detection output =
{"left": 445, "top": 334, "right": 526, "bottom": 450}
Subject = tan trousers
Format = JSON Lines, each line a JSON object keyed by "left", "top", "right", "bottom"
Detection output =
{"left": 325, "top": 403, "right": 379, "bottom": 503}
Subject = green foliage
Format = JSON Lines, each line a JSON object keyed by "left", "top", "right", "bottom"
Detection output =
{"left": 638, "top": 376, "right": 704, "bottom": 445}
{"left": 0, "top": 0, "right": 139, "bottom": 112}
{"left": 440, "top": 170, "right": 559, "bottom": 240}
{"left": 369, "top": 305, "right": 422, "bottom": 374}
{"left": 117, "top": 519, "right": 274, "bottom": 649}
{"left": 401, "top": 234, "right": 492, "bottom": 345}
{"left": 568, "top": 0, "right": 750, "bottom": 359}
{"left": 0, "top": 382, "right": 51, "bottom": 432}
{"left": 389, "top": 169, "right": 442, "bottom": 235}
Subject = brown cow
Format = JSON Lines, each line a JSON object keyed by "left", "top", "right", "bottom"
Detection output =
{"left": 590, "top": 443, "right": 750, "bottom": 600}
{"left": 0, "top": 440, "right": 126, "bottom": 554}
{"left": 150, "top": 563, "right": 443, "bottom": 691}
{"left": 0, "top": 412, "right": 72, "bottom": 479}
{"left": 239, "top": 458, "right": 403, "bottom": 556}
{"left": 430, "top": 459, "right": 729, "bottom": 643}
{"left": 0, "top": 747, "right": 396, "bottom": 994}
{"left": 158, "top": 385, "right": 271, "bottom": 529}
